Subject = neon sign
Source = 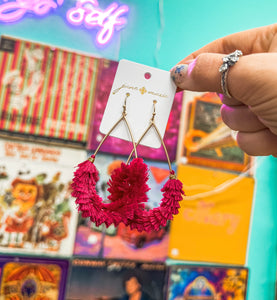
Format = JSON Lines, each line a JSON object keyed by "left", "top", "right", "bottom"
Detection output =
{"left": 66, "top": 0, "right": 129, "bottom": 45}
{"left": 0, "top": 0, "right": 129, "bottom": 46}
{"left": 0, "top": 0, "right": 64, "bottom": 22}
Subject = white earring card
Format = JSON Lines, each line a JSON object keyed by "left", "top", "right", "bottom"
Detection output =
{"left": 99, "top": 59, "right": 177, "bottom": 148}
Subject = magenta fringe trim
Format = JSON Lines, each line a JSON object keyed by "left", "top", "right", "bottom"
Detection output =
{"left": 72, "top": 157, "right": 184, "bottom": 232}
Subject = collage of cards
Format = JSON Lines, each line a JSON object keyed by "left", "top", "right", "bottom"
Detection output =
{"left": 0, "top": 2, "right": 277, "bottom": 300}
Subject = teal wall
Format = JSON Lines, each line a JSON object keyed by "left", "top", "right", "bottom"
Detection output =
{"left": 0, "top": 0, "right": 277, "bottom": 299}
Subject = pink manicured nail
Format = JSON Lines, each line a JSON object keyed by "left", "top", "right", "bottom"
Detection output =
{"left": 170, "top": 64, "right": 188, "bottom": 86}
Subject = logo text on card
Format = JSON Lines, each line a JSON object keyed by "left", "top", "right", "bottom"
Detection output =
{"left": 112, "top": 83, "right": 168, "bottom": 98}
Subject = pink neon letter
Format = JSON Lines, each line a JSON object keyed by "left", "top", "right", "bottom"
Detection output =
{"left": 96, "top": 4, "right": 129, "bottom": 45}
{"left": 0, "top": 0, "right": 64, "bottom": 22}
{"left": 66, "top": 7, "right": 86, "bottom": 26}
{"left": 66, "top": 1, "right": 129, "bottom": 46}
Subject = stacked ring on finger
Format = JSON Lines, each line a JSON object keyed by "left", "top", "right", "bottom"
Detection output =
{"left": 219, "top": 50, "right": 243, "bottom": 98}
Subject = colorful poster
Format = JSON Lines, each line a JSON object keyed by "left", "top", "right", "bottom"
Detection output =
{"left": 0, "top": 36, "right": 99, "bottom": 145}
{"left": 0, "top": 255, "right": 68, "bottom": 300}
{"left": 88, "top": 59, "right": 183, "bottom": 161}
{"left": 66, "top": 259, "right": 167, "bottom": 300}
{"left": 167, "top": 265, "right": 248, "bottom": 300}
{"left": 168, "top": 164, "right": 254, "bottom": 265}
{"left": 177, "top": 91, "right": 249, "bottom": 172}
{"left": 0, "top": 139, "right": 83, "bottom": 256}
{"left": 74, "top": 153, "right": 171, "bottom": 261}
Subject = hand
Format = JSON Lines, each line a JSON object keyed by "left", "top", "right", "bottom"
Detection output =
{"left": 170, "top": 23, "right": 277, "bottom": 156}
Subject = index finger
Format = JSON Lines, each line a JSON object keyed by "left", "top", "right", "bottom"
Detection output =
{"left": 179, "top": 23, "right": 277, "bottom": 64}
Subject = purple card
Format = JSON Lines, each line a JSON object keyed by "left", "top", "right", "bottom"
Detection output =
{"left": 167, "top": 265, "right": 248, "bottom": 300}
{"left": 0, "top": 255, "right": 68, "bottom": 300}
{"left": 67, "top": 259, "right": 167, "bottom": 300}
{"left": 87, "top": 59, "right": 183, "bottom": 162}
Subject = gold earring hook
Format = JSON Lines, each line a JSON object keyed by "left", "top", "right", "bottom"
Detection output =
{"left": 126, "top": 100, "right": 174, "bottom": 176}
{"left": 122, "top": 92, "right": 130, "bottom": 116}
{"left": 91, "top": 93, "right": 137, "bottom": 161}
{"left": 151, "top": 100, "right": 157, "bottom": 122}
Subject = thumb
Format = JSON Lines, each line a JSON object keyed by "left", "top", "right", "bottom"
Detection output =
{"left": 171, "top": 52, "right": 277, "bottom": 109}
{"left": 170, "top": 53, "right": 226, "bottom": 94}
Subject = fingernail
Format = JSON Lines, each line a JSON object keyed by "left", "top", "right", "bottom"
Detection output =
{"left": 170, "top": 64, "right": 188, "bottom": 86}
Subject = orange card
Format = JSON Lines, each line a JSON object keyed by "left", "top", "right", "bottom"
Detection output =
{"left": 168, "top": 164, "right": 254, "bottom": 265}
{"left": 177, "top": 91, "right": 250, "bottom": 172}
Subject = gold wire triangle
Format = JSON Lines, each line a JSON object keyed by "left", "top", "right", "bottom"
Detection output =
{"left": 127, "top": 100, "right": 175, "bottom": 178}
{"left": 93, "top": 93, "right": 137, "bottom": 160}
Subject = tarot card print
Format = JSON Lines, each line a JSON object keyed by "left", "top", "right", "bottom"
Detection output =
{"left": 0, "top": 36, "right": 100, "bottom": 145}
{"left": 0, "top": 139, "right": 83, "bottom": 256}
{"left": 67, "top": 259, "right": 167, "bottom": 300}
{"left": 177, "top": 91, "right": 249, "bottom": 172}
{"left": 167, "top": 265, "right": 248, "bottom": 300}
{"left": 0, "top": 255, "right": 68, "bottom": 300}
{"left": 74, "top": 153, "right": 172, "bottom": 261}
{"left": 88, "top": 58, "right": 184, "bottom": 161}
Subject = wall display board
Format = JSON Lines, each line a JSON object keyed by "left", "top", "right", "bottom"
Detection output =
{"left": 0, "top": 36, "right": 100, "bottom": 146}
{"left": 177, "top": 91, "right": 250, "bottom": 172}
{"left": 0, "top": 139, "right": 84, "bottom": 256}
{"left": 67, "top": 259, "right": 167, "bottom": 300}
{"left": 0, "top": 255, "right": 68, "bottom": 300}
{"left": 167, "top": 264, "right": 248, "bottom": 300}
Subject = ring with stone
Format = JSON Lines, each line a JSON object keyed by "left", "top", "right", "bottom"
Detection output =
{"left": 219, "top": 50, "right": 243, "bottom": 98}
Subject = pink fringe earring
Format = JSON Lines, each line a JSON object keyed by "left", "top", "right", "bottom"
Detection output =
{"left": 72, "top": 93, "right": 150, "bottom": 227}
{"left": 72, "top": 98, "right": 184, "bottom": 232}
{"left": 124, "top": 100, "right": 184, "bottom": 232}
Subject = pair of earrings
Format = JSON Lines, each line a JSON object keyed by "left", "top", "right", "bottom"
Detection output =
{"left": 72, "top": 93, "right": 184, "bottom": 232}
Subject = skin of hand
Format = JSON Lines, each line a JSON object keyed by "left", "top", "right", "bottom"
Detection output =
{"left": 170, "top": 23, "right": 277, "bottom": 157}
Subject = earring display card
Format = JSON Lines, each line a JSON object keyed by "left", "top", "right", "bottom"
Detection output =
{"left": 0, "top": 139, "right": 84, "bottom": 256}
{"left": 177, "top": 91, "right": 250, "bottom": 172}
{"left": 66, "top": 259, "right": 167, "bottom": 300}
{"left": 168, "top": 164, "right": 254, "bottom": 265}
{"left": 0, "top": 35, "right": 99, "bottom": 146}
{"left": 0, "top": 255, "right": 68, "bottom": 300}
{"left": 166, "top": 265, "right": 248, "bottom": 300}
{"left": 88, "top": 59, "right": 183, "bottom": 161}
{"left": 74, "top": 153, "right": 172, "bottom": 261}
{"left": 99, "top": 59, "right": 177, "bottom": 148}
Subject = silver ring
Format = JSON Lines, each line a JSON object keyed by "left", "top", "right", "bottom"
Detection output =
{"left": 219, "top": 50, "right": 243, "bottom": 98}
